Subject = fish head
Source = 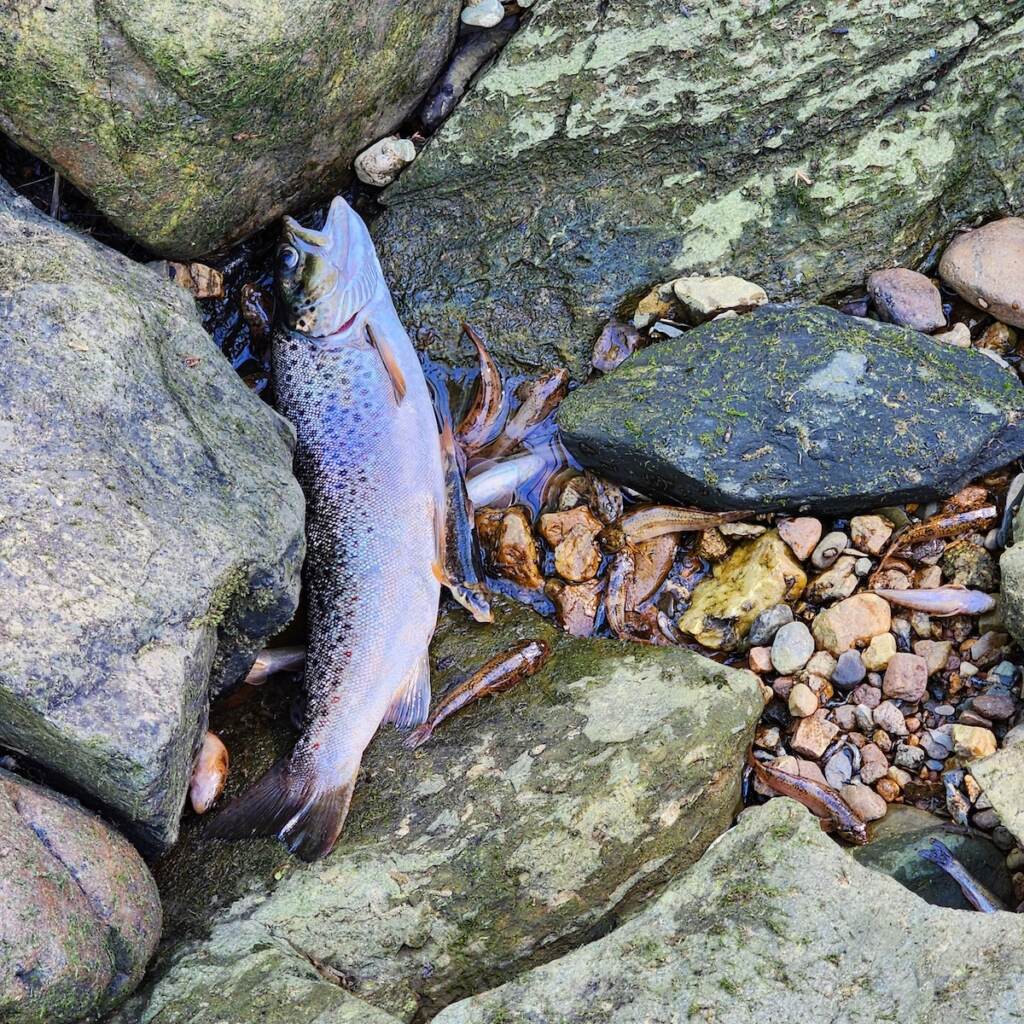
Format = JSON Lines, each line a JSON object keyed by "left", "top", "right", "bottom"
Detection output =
{"left": 839, "top": 817, "right": 869, "bottom": 846}
{"left": 276, "top": 196, "right": 381, "bottom": 337}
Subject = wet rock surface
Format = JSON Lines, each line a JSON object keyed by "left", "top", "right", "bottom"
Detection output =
{"left": 433, "top": 800, "right": 1024, "bottom": 1024}
{"left": 113, "top": 599, "right": 762, "bottom": 1023}
{"left": 0, "top": 770, "right": 161, "bottom": 1023}
{"left": 940, "top": 218, "right": 1024, "bottom": 329}
{"left": 374, "top": 2, "right": 1024, "bottom": 378}
{"left": 0, "top": 1, "right": 460, "bottom": 256}
{"left": 0, "top": 180, "right": 305, "bottom": 852}
{"left": 558, "top": 306, "right": 1024, "bottom": 513}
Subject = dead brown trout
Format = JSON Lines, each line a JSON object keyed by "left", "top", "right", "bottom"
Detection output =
{"left": 211, "top": 197, "right": 446, "bottom": 861}
{"left": 600, "top": 505, "right": 750, "bottom": 552}
{"left": 404, "top": 639, "right": 551, "bottom": 749}
{"left": 747, "top": 751, "right": 868, "bottom": 845}
{"left": 456, "top": 323, "right": 506, "bottom": 451}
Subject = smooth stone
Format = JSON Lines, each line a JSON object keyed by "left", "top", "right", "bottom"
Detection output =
{"left": 840, "top": 783, "right": 888, "bottom": 822}
{"left": 913, "top": 639, "right": 953, "bottom": 676}
{"left": 115, "top": 599, "right": 763, "bottom": 1022}
{"left": 939, "top": 218, "right": 1024, "bottom": 328}
{"left": 812, "top": 594, "right": 892, "bottom": 656}
{"left": 0, "top": 1, "right": 461, "bottom": 255}
{"left": 806, "top": 554, "right": 859, "bottom": 603}
{"left": 859, "top": 742, "right": 888, "bottom": 784}
{"left": 882, "top": 652, "right": 929, "bottom": 702}
{"left": 431, "top": 801, "right": 1024, "bottom": 1023}
{"left": 934, "top": 322, "right": 972, "bottom": 346}
{"left": 748, "top": 602, "right": 795, "bottom": 647}
{"left": 866, "top": 268, "right": 946, "bottom": 331}
{"left": 771, "top": 621, "right": 815, "bottom": 675}
{"left": 374, "top": 4, "right": 1024, "bottom": 380}
{"left": 852, "top": 804, "right": 1014, "bottom": 911}
{"left": 873, "top": 701, "right": 908, "bottom": 737}
{"left": 0, "top": 770, "right": 161, "bottom": 1022}
{"left": 788, "top": 682, "right": 818, "bottom": 718}
{"left": 790, "top": 714, "right": 839, "bottom": 759}
{"left": 952, "top": 725, "right": 998, "bottom": 759}
{"left": 557, "top": 306, "right": 1024, "bottom": 513}
{"left": 920, "top": 728, "right": 954, "bottom": 760}
{"left": 832, "top": 650, "right": 867, "bottom": 690}
{"left": 778, "top": 517, "right": 822, "bottom": 560}
{"left": 461, "top": 0, "right": 505, "bottom": 26}
{"left": 971, "top": 745, "right": 1024, "bottom": 848}
{"left": 863, "top": 632, "right": 898, "bottom": 672}
{"left": 824, "top": 748, "right": 854, "bottom": 788}
{"left": 894, "top": 742, "right": 926, "bottom": 771}
{"left": 354, "top": 136, "right": 417, "bottom": 187}
{"left": 671, "top": 274, "right": 767, "bottom": 322}
{"left": 849, "top": 514, "right": 894, "bottom": 555}
{"left": 0, "top": 182, "right": 304, "bottom": 851}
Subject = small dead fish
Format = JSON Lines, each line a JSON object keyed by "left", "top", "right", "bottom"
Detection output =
{"left": 918, "top": 839, "right": 1007, "bottom": 912}
{"left": 404, "top": 639, "right": 551, "bottom": 748}
{"left": 466, "top": 442, "right": 569, "bottom": 509}
{"left": 747, "top": 751, "right": 868, "bottom": 845}
{"left": 605, "top": 545, "right": 636, "bottom": 639}
{"left": 244, "top": 646, "right": 306, "bottom": 685}
{"left": 440, "top": 416, "right": 493, "bottom": 623}
{"left": 477, "top": 368, "right": 569, "bottom": 461}
{"left": 872, "top": 586, "right": 996, "bottom": 617}
{"left": 599, "top": 505, "right": 750, "bottom": 552}
{"left": 456, "top": 324, "right": 507, "bottom": 451}
{"left": 190, "top": 731, "right": 229, "bottom": 814}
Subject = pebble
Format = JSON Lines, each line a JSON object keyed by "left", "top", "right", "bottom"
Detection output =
{"left": 909, "top": 612, "right": 931, "bottom": 639}
{"left": 993, "top": 827, "right": 1016, "bottom": 852}
{"left": 875, "top": 777, "right": 901, "bottom": 802}
{"left": 834, "top": 705, "right": 857, "bottom": 731}
{"left": 916, "top": 565, "right": 943, "bottom": 589}
{"left": 806, "top": 651, "right": 837, "bottom": 678}
{"left": 788, "top": 682, "right": 818, "bottom": 718}
{"left": 925, "top": 759, "right": 946, "bottom": 772}
{"left": 933, "top": 704, "right": 956, "bottom": 716}
{"left": 849, "top": 514, "right": 894, "bottom": 555}
{"left": 840, "top": 783, "right": 888, "bottom": 822}
{"left": 748, "top": 603, "right": 794, "bottom": 647}
{"left": 978, "top": 321, "right": 1018, "bottom": 353}
{"left": 633, "top": 282, "right": 676, "bottom": 329}
{"left": 959, "top": 709, "right": 994, "bottom": 728}
{"left": 461, "top": 0, "right": 505, "bottom": 26}
{"left": 973, "top": 808, "right": 1001, "bottom": 831}
{"left": 824, "top": 749, "right": 854, "bottom": 788}
{"left": 671, "top": 274, "right": 768, "bottom": 322}
{"left": 912, "top": 639, "right": 952, "bottom": 676}
{"left": 832, "top": 649, "right": 866, "bottom": 690}
{"left": 887, "top": 766, "right": 912, "bottom": 788}
{"left": 353, "top": 135, "right": 417, "bottom": 186}
{"left": 866, "top": 268, "right": 946, "bottom": 332}
{"left": 873, "top": 700, "right": 908, "bottom": 737}
{"left": 806, "top": 555, "right": 859, "bottom": 603}
{"left": 939, "top": 217, "right": 1024, "bottom": 328}
{"left": 863, "top": 632, "right": 897, "bottom": 672}
{"left": 960, "top": 661, "right": 979, "bottom": 679}
{"left": 854, "top": 557, "right": 873, "bottom": 577}
{"left": 989, "top": 661, "right": 1018, "bottom": 688}
{"left": 894, "top": 742, "right": 926, "bottom": 771}
{"left": 754, "top": 725, "right": 780, "bottom": 750}
{"left": 882, "top": 652, "right": 929, "bottom": 702}
{"left": 791, "top": 713, "right": 839, "bottom": 758}
{"left": 811, "top": 531, "right": 848, "bottom": 569}
{"left": 1006, "top": 849, "right": 1024, "bottom": 872}
{"left": 973, "top": 689, "right": 1016, "bottom": 721}
{"left": 748, "top": 646, "right": 773, "bottom": 674}
{"left": 772, "top": 621, "right": 815, "bottom": 675}
{"left": 920, "top": 728, "right": 954, "bottom": 760}
{"left": 851, "top": 683, "right": 882, "bottom": 709}
{"left": 778, "top": 517, "right": 822, "bottom": 561}
{"left": 951, "top": 724, "right": 998, "bottom": 759}
{"left": 854, "top": 704, "right": 875, "bottom": 734}
{"left": 859, "top": 742, "right": 888, "bottom": 784}
{"left": 933, "top": 322, "right": 972, "bottom": 347}
{"left": 812, "top": 594, "right": 891, "bottom": 656}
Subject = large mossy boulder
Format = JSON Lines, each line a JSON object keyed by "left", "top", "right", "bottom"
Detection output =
{"left": 0, "top": 181, "right": 305, "bottom": 853}
{"left": 0, "top": 770, "right": 161, "bottom": 1023}
{"left": 434, "top": 799, "right": 1024, "bottom": 1024}
{"left": 111, "top": 599, "right": 763, "bottom": 1023}
{"left": 374, "top": 1, "right": 1024, "bottom": 378}
{"left": 0, "top": 0, "right": 461, "bottom": 256}
{"left": 558, "top": 306, "right": 1024, "bottom": 514}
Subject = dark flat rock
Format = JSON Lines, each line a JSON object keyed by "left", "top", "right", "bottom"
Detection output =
{"left": 557, "top": 305, "right": 1024, "bottom": 514}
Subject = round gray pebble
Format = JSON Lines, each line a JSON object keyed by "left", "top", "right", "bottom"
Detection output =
{"left": 748, "top": 603, "right": 794, "bottom": 647}
{"left": 771, "top": 621, "right": 815, "bottom": 675}
{"left": 832, "top": 649, "right": 866, "bottom": 690}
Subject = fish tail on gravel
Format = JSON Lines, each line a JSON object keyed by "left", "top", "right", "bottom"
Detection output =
{"left": 209, "top": 755, "right": 357, "bottom": 862}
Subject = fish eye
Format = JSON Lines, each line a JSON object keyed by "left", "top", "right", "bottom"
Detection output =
{"left": 279, "top": 245, "right": 300, "bottom": 272}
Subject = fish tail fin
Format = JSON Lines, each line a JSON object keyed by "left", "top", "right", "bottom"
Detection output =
{"left": 402, "top": 723, "right": 433, "bottom": 750}
{"left": 208, "top": 756, "right": 358, "bottom": 862}
{"left": 919, "top": 838, "right": 955, "bottom": 869}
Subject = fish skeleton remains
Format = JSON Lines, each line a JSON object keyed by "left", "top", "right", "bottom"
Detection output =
{"left": 746, "top": 751, "right": 868, "bottom": 845}
{"left": 211, "top": 197, "right": 446, "bottom": 861}
{"left": 871, "top": 586, "right": 996, "bottom": 617}
{"left": 403, "top": 639, "right": 551, "bottom": 749}
{"left": 918, "top": 838, "right": 1007, "bottom": 912}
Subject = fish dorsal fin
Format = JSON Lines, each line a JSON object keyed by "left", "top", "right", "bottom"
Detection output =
{"left": 384, "top": 654, "right": 432, "bottom": 730}
{"left": 365, "top": 322, "right": 407, "bottom": 405}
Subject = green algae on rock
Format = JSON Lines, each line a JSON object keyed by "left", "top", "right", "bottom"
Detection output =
{"left": 0, "top": 0, "right": 461, "bottom": 256}
{"left": 432, "top": 799, "right": 1024, "bottom": 1024}
{"left": 0, "top": 770, "right": 161, "bottom": 1023}
{"left": 0, "top": 179, "right": 305, "bottom": 853}
{"left": 113, "top": 599, "right": 762, "bottom": 1023}
{"left": 558, "top": 306, "right": 1024, "bottom": 514}
{"left": 373, "top": 1, "right": 1024, "bottom": 379}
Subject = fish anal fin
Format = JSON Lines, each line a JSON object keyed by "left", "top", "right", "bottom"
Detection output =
{"left": 384, "top": 655, "right": 432, "bottom": 730}
{"left": 366, "top": 322, "right": 407, "bottom": 405}
{"left": 208, "top": 756, "right": 358, "bottom": 862}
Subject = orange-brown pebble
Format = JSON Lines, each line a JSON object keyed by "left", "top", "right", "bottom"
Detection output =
{"left": 749, "top": 646, "right": 773, "bottom": 674}
{"left": 875, "top": 777, "right": 901, "bottom": 802}
{"left": 905, "top": 716, "right": 921, "bottom": 732}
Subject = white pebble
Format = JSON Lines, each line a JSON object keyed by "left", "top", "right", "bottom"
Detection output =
{"left": 461, "top": 0, "right": 505, "bottom": 27}
{"left": 354, "top": 136, "right": 417, "bottom": 187}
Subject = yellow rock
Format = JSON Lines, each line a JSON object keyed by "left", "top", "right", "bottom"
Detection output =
{"left": 952, "top": 724, "right": 998, "bottom": 759}
{"left": 678, "top": 530, "right": 806, "bottom": 650}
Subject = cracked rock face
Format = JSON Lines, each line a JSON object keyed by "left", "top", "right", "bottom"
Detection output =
{"left": 111, "top": 599, "right": 762, "bottom": 1023}
{"left": 0, "top": 0, "right": 461, "bottom": 256}
{"left": 433, "top": 799, "right": 1024, "bottom": 1024}
{"left": 0, "top": 181, "right": 305, "bottom": 853}
{"left": 0, "top": 770, "right": 161, "bottom": 1024}
{"left": 374, "top": 1, "right": 1024, "bottom": 379}
{"left": 557, "top": 306, "right": 1024, "bottom": 514}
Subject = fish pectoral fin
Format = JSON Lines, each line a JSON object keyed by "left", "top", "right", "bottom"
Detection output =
{"left": 384, "top": 655, "right": 432, "bottom": 730}
{"left": 208, "top": 755, "right": 357, "bottom": 862}
{"left": 365, "top": 322, "right": 407, "bottom": 405}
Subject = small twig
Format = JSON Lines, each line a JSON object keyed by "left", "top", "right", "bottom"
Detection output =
{"left": 49, "top": 172, "right": 60, "bottom": 219}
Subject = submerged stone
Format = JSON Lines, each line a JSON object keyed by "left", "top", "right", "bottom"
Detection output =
{"left": 558, "top": 306, "right": 1024, "bottom": 514}
{"left": 0, "top": 181, "right": 305, "bottom": 852}
{"left": 433, "top": 800, "right": 1024, "bottom": 1024}
{"left": 113, "top": 599, "right": 762, "bottom": 1023}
